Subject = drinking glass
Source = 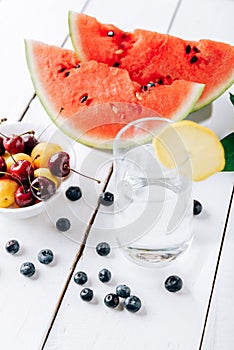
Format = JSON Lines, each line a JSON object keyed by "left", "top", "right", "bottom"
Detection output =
{"left": 113, "top": 117, "right": 193, "bottom": 267}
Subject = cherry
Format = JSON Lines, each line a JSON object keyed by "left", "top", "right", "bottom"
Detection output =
{"left": 31, "top": 176, "right": 56, "bottom": 201}
{"left": 15, "top": 186, "right": 36, "bottom": 207}
{"left": 48, "top": 151, "right": 101, "bottom": 183}
{"left": 3, "top": 134, "right": 25, "bottom": 154}
{"left": 0, "top": 156, "right": 7, "bottom": 178}
{"left": 10, "top": 159, "right": 34, "bottom": 184}
{"left": 22, "top": 133, "right": 38, "bottom": 155}
{"left": 0, "top": 136, "right": 5, "bottom": 156}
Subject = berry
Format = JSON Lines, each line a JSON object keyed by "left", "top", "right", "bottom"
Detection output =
{"left": 31, "top": 176, "right": 56, "bottom": 201}
{"left": 116, "top": 284, "right": 131, "bottom": 298}
{"left": 14, "top": 186, "right": 36, "bottom": 208}
{"left": 65, "top": 186, "right": 82, "bottom": 201}
{"left": 5, "top": 239, "right": 20, "bottom": 254}
{"left": 98, "top": 268, "right": 111, "bottom": 283}
{"left": 164, "top": 275, "right": 183, "bottom": 293}
{"left": 38, "top": 249, "right": 54, "bottom": 264}
{"left": 10, "top": 159, "right": 34, "bottom": 184}
{"left": 80, "top": 288, "right": 93, "bottom": 302}
{"left": 3, "top": 134, "right": 24, "bottom": 154}
{"left": 0, "top": 156, "right": 7, "bottom": 178}
{"left": 96, "top": 242, "right": 111, "bottom": 256}
{"left": 124, "top": 295, "right": 142, "bottom": 313}
{"left": 104, "top": 293, "right": 119, "bottom": 308}
{"left": 56, "top": 217, "right": 71, "bottom": 232}
{"left": 48, "top": 151, "right": 70, "bottom": 178}
{"left": 20, "top": 262, "right": 35, "bottom": 277}
{"left": 99, "top": 191, "right": 114, "bottom": 206}
{"left": 74, "top": 271, "right": 88, "bottom": 285}
{"left": 22, "top": 134, "right": 38, "bottom": 155}
{"left": 193, "top": 199, "right": 203, "bottom": 215}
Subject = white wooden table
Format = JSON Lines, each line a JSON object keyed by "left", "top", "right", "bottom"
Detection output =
{"left": 0, "top": 0, "right": 233, "bottom": 349}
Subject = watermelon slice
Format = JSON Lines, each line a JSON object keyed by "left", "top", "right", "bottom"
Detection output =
{"left": 69, "top": 12, "right": 234, "bottom": 111}
{"left": 25, "top": 40, "right": 204, "bottom": 149}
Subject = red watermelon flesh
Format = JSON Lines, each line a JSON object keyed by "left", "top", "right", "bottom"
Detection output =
{"left": 25, "top": 40, "right": 204, "bottom": 149}
{"left": 69, "top": 12, "right": 234, "bottom": 111}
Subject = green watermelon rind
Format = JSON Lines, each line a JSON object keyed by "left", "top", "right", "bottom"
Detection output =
{"left": 68, "top": 11, "right": 87, "bottom": 62}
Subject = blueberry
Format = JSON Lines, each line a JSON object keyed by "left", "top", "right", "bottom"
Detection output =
{"left": 5, "top": 239, "right": 20, "bottom": 255}
{"left": 80, "top": 288, "right": 93, "bottom": 302}
{"left": 74, "top": 271, "right": 88, "bottom": 285}
{"left": 65, "top": 186, "right": 82, "bottom": 201}
{"left": 104, "top": 293, "right": 119, "bottom": 308}
{"left": 99, "top": 191, "right": 114, "bottom": 206}
{"left": 96, "top": 242, "right": 111, "bottom": 256}
{"left": 98, "top": 268, "right": 111, "bottom": 283}
{"left": 164, "top": 275, "right": 183, "bottom": 293}
{"left": 20, "top": 262, "right": 35, "bottom": 277}
{"left": 38, "top": 249, "right": 54, "bottom": 265}
{"left": 193, "top": 199, "right": 203, "bottom": 215}
{"left": 116, "top": 284, "right": 131, "bottom": 298}
{"left": 124, "top": 295, "right": 142, "bottom": 313}
{"left": 56, "top": 217, "right": 71, "bottom": 232}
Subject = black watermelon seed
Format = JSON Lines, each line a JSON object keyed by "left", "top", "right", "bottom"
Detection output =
{"left": 59, "top": 67, "right": 66, "bottom": 73}
{"left": 107, "top": 30, "right": 114, "bottom": 37}
{"left": 185, "top": 45, "right": 191, "bottom": 54}
{"left": 190, "top": 56, "right": 198, "bottom": 64}
{"left": 80, "top": 94, "right": 88, "bottom": 103}
{"left": 193, "top": 46, "right": 200, "bottom": 53}
{"left": 65, "top": 71, "right": 70, "bottom": 77}
{"left": 113, "top": 62, "right": 120, "bottom": 67}
{"left": 74, "top": 64, "right": 81, "bottom": 68}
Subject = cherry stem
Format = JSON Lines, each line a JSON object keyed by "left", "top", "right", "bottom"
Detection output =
{"left": 19, "top": 130, "right": 35, "bottom": 136}
{"left": 37, "top": 107, "right": 64, "bottom": 141}
{"left": 9, "top": 152, "right": 17, "bottom": 164}
{"left": 0, "top": 171, "right": 26, "bottom": 192}
{"left": 68, "top": 167, "right": 101, "bottom": 184}
{"left": 0, "top": 118, "right": 7, "bottom": 125}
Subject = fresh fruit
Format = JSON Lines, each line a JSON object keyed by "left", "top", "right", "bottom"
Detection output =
{"left": 74, "top": 271, "right": 88, "bottom": 285}
{"left": 193, "top": 199, "right": 203, "bottom": 215}
{"left": 5, "top": 153, "right": 32, "bottom": 171}
{"left": 48, "top": 151, "right": 100, "bottom": 183}
{"left": 15, "top": 186, "right": 36, "bottom": 207}
{"left": 5, "top": 239, "right": 20, "bottom": 255}
{"left": 164, "top": 275, "right": 183, "bottom": 293}
{"left": 96, "top": 242, "right": 111, "bottom": 256}
{"left": 3, "top": 134, "right": 24, "bottom": 154}
{"left": 99, "top": 192, "right": 114, "bottom": 206}
{"left": 55, "top": 217, "right": 71, "bottom": 232}
{"left": 98, "top": 268, "right": 111, "bottom": 283}
{"left": 20, "top": 262, "right": 36, "bottom": 277}
{"left": 0, "top": 156, "right": 7, "bottom": 178}
{"left": 31, "top": 142, "right": 62, "bottom": 168}
{"left": 124, "top": 295, "right": 142, "bottom": 313}
{"left": 65, "top": 186, "right": 82, "bottom": 201}
{"left": 10, "top": 159, "right": 34, "bottom": 184}
{"left": 30, "top": 176, "right": 56, "bottom": 201}
{"left": 0, "top": 179, "right": 19, "bottom": 208}
{"left": 38, "top": 249, "right": 54, "bottom": 264}
{"left": 80, "top": 288, "right": 94, "bottom": 302}
{"left": 22, "top": 133, "right": 38, "bottom": 155}
{"left": 25, "top": 40, "right": 204, "bottom": 149}
{"left": 34, "top": 167, "right": 60, "bottom": 188}
{"left": 152, "top": 120, "right": 225, "bottom": 181}
{"left": 116, "top": 284, "right": 131, "bottom": 298}
{"left": 69, "top": 12, "right": 234, "bottom": 111}
{"left": 0, "top": 137, "right": 5, "bottom": 156}
{"left": 104, "top": 293, "right": 119, "bottom": 308}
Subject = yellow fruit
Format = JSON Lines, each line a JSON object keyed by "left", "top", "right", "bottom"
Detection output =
{"left": 31, "top": 142, "right": 62, "bottom": 168}
{"left": 152, "top": 120, "right": 225, "bottom": 181}
{"left": 0, "top": 179, "right": 19, "bottom": 208}
{"left": 34, "top": 168, "right": 60, "bottom": 188}
{"left": 5, "top": 153, "right": 32, "bottom": 171}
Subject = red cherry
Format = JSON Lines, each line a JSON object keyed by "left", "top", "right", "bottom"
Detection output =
{"left": 22, "top": 134, "right": 38, "bottom": 155}
{"left": 10, "top": 159, "right": 34, "bottom": 184}
{"left": 0, "top": 136, "right": 5, "bottom": 156}
{"left": 0, "top": 156, "right": 7, "bottom": 178}
{"left": 3, "top": 134, "right": 25, "bottom": 154}
{"left": 15, "top": 186, "right": 36, "bottom": 207}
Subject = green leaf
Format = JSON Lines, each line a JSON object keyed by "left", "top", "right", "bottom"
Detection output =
{"left": 221, "top": 132, "right": 234, "bottom": 171}
{"left": 229, "top": 92, "right": 234, "bottom": 106}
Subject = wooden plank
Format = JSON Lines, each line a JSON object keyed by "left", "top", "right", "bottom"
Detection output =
{"left": 0, "top": 0, "right": 87, "bottom": 122}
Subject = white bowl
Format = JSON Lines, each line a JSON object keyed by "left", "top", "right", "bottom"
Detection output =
{"left": 0, "top": 120, "right": 75, "bottom": 219}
